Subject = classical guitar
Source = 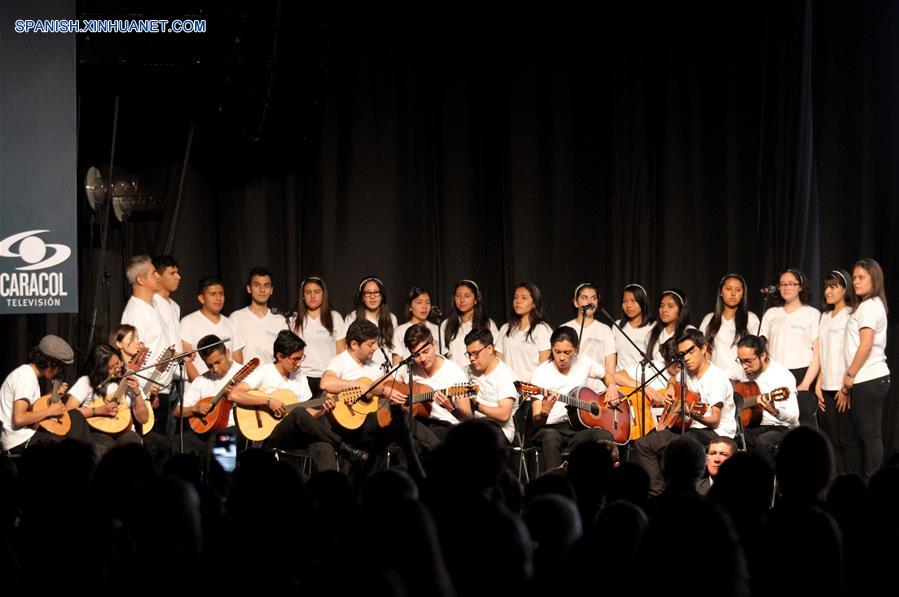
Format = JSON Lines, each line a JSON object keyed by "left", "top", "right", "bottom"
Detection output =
{"left": 31, "top": 379, "right": 71, "bottom": 436}
{"left": 235, "top": 388, "right": 344, "bottom": 441}
{"left": 656, "top": 382, "right": 708, "bottom": 433}
{"left": 514, "top": 381, "right": 631, "bottom": 445}
{"left": 374, "top": 380, "right": 479, "bottom": 427}
{"left": 137, "top": 346, "right": 176, "bottom": 436}
{"left": 325, "top": 377, "right": 382, "bottom": 430}
{"left": 732, "top": 381, "right": 791, "bottom": 427}
{"left": 189, "top": 358, "right": 260, "bottom": 434}
{"left": 618, "top": 385, "right": 659, "bottom": 441}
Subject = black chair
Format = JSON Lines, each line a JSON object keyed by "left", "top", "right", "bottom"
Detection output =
{"left": 732, "top": 391, "right": 748, "bottom": 451}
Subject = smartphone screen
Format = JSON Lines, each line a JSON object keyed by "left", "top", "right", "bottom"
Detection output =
{"left": 212, "top": 432, "right": 237, "bottom": 472}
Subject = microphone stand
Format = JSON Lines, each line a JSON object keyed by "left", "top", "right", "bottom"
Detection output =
{"left": 757, "top": 291, "right": 772, "bottom": 336}
{"left": 678, "top": 356, "right": 688, "bottom": 435}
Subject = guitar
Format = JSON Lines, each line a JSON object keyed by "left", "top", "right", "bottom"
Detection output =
{"left": 235, "top": 389, "right": 332, "bottom": 441}
{"left": 137, "top": 346, "right": 176, "bottom": 436}
{"left": 514, "top": 382, "right": 632, "bottom": 445}
{"left": 326, "top": 377, "right": 383, "bottom": 430}
{"left": 87, "top": 374, "right": 139, "bottom": 435}
{"left": 656, "top": 383, "right": 708, "bottom": 433}
{"left": 31, "top": 379, "right": 71, "bottom": 436}
{"left": 189, "top": 358, "right": 260, "bottom": 434}
{"left": 374, "top": 380, "right": 479, "bottom": 427}
{"left": 732, "top": 381, "right": 791, "bottom": 427}
{"left": 618, "top": 385, "right": 659, "bottom": 441}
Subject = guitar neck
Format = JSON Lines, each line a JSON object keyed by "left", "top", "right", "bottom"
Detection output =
{"left": 742, "top": 391, "right": 777, "bottom": 409}
{"left": 50, "top": 380, "right": 63, "bottom": 404}
{"left": 534, "top": 385, "right": 592, "bottom": 412}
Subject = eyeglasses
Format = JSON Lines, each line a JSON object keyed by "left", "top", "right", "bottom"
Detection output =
{"left": 465, "top": 346, "right": 491, "bottom": 360}
{"left": 779, "top": 282, "right": 800, "bottom": 288}
{"left": 363, "top": 291, "right": 382, "bottom": 298}
{"left": 286, "top": 353, "right": 307, "bottom": 364}
{"left": 734, "top": 355, "right": 759, "bottom": 365}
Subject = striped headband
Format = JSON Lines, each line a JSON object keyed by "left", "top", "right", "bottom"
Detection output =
{"left": 625, "top": 283, "right": 647, "bottom": 296}
{"left": 358, "top": 277, "right": 383, "bottom": 292}
{"left": 830, "top": 270, "right": 848, "bottom": 286}
{"left": 663, "top": 289, "right": 685, "bottom": 305}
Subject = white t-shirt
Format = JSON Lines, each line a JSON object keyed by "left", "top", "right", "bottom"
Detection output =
{"left": 342, "top": 311, "right": 399, "bottom": 370}
{"left": 68, "top": 375, "right": 144, "bottom": 433}
{"left": 153, "top": 293, "right": 182, "bottom": 380}
{"left": 648, "top": 325, "right": 696, "bottom": 368}
{"left": 439, "top": 318, "right": 500, "bottom": 369}
{"left": 759, "top": 305, "right": 820, "bottom": 369}
{"left": 818, "top": 308, "right": 850, "bottom": 390}
{"left": 748, "top": 360, "right": 799, "bottom": 428}
{"left": 467, "top": 359, "right": 519, "bottom": 442}
{"left": 122, "top": 295, "right": 174, "bottom": 390}
{"left": 530, "top": 355, "right": 606, "bottom": 426}
{"left": 242, "top": 363, "right": 312, "bottom": 401}
{"left": 324, "top": 350, "right": 383, "bottom": 383}
{"left": 290, "top": 311, "right": 346, "bottom": 378}
{"left": 564, "top": 318, "right": 616, "bottom": 390}
{"left": 612, "top": 321, "right": 653, "bottom": 370}
{"left": 393, "top": 321, "right": 440, "bottom": 361}
{"left": 180, "top": 310, "right": 247, "bottom": 376}
{"left": 182, "top": 361, "right": 245, "bottom": 427}
{"left": 684, "top": 363, "right": 736, "bottom": 438}
{"left": 496, "top": 322, "right": 553, "bottom": 383}
{"left": 699, "top": 311, "right": 761, "bottom": 381}
{"left": 0, "top": 364, "right": 40, "bottom": 450}
{"left": 845, "top": 297, "right": 890, "bottom": 383}
{"left": 410, "top": 357, "right": 470, "bottom": 425}
{"left": 230, "top": 306, "right": 288, "bottom": 365}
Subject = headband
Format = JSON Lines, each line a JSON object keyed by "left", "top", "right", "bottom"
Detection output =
{"left": 458, "top": 279, "right": 481, "bottom": 297}
{"left": 302, "top": 275, "right": 323, "bottom": 287}
{"left": 359, "top": 277, "right": 383, "bottom": 292}
{"left": 573, "top": 282, "right": 595, "bottom": 299}
{"left": 663, "top": 289, "right": 685, "bottom": 305}
{"left": 719, "top": 273, "right": 745, "bottom": 286}
{"left": 625, "top": 283, "right": 647, "bottom": 296}
{"left": 830, "top": 270, "right": 848, "bottom": 286}
{"left": 785, "top": 269, "right": 804, "bottom": 286}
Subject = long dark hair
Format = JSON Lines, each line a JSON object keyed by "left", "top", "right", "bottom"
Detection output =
{"left": 705, "top": 274, "right": 751, "bottom": 349}
{"left": 770, "top": 268, "right": 812, "bottom": 307}
{"left": 646, "top": 289, "right": 691, "bottom": 358}
{"left": 354, "top": 276, "right": 395, "bottom": 350}
{"left": 504, "top": 282, "right": 548, "bottom": 342}
{"left": 619, "top": 283, "right": 654, "bottom": 328}
{"left": 853, "top": 258, "right": 889, "bottom": 313}
{"left": 82, "top": 344, "right": 119, "bottom": 396}
{"left": 404, "top": 286, "right": 433, "bottom": 323}
{"left": 294, "top": 275, "right": 336, "bottom": 336}
{"left": 445, "top": 279, "right": 491, "bottom": 346}
{"left": 821, "top": 269, "right": 857, "bottom": 313}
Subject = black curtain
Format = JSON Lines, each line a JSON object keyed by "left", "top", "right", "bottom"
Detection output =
{"left": 2, "top": 1, "right": 897, "bottom": 453}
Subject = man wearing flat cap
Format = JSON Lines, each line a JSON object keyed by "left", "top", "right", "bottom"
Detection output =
{"left": 0, "top": 335, "right": 91, "bottom": 453}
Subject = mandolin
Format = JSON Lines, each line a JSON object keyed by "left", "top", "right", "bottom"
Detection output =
{"left": 31, "top": 379, "right": 71, "bottom": 436}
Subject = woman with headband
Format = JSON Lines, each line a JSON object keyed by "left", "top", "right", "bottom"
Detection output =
{"left": 440, "top": 279, "right": 499, "bottom": 369}
{"left": 561, "top": 282, "right": 618, "bottom": 393}
{"left": 613, "top": 284, "right": 655, "bottom": 370}
{"left": 841, "top": 258, "right": 891, "bottom": 479}
{"left": 815, "top": 268, "right": 855, "bottom": 473}
{"left": 291, "top": 276, "right": 346, "bottom": 397}
{"left": 759, "top": 268, "right": 820, "bottom": 426}
{"left": 342, "top": 276, "right": 398, "bottom": 371}
{"left": 699, "top": 274, "right": 760, "bottom": 381}
{"left": 392, "top": 286, "right": 440, "bottom": 365}
{"left": 496, "top": 282, "right": 553, "bottom": 382}
{"left": 645, "top": 289, "right": 693, "bottom": 367}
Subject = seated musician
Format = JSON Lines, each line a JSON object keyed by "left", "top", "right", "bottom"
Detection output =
{"left": 630, "top": 329, "right": 736, "bottom": 496}
{"left": 463, "top": 328, "right": 517, "bottom": 444}
{"left": 67, "top": 343, "right": 152, "bottom": 452}
{"left": 229, "top": 330, "right": 368, "bottom": 470}
{"left": 0, "top": 335, "right": 92, "bottom": 454}
{"left": 529, "top": 326, "right": 614, "bottom": 471}
{"left": 735, "top": 334, "right": 799, "bottom": 465}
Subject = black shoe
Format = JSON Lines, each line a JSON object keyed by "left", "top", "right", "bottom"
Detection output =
{"left": 338, "top": 443, "right": 369, "bottom": 463}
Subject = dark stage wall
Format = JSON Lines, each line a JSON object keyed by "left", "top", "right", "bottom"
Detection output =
{"left": 2, "top": 3, "right": 898, "bottom": 451}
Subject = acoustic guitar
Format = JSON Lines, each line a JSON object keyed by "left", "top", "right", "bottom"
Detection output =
{"left": 31, "top": 379, "right": 71, "bottom": 436}
{"left": 326, "top": 377, "right": 382, "bottom": 430}
{"left": 137, "top": 346, "right": 175, "bottom": 436}
{"left": 732, "top": 381, "right": 791, "bottom": 427}
{"left": 235, "top": 388, "right": 338, "bottom": 441}
{"left": 189, "top": 358, "right": 260, "bottom": 434}
{"left": 374, "top": 380, "right": 479, "bottom": 427}
{"left": 514, "top": 382, "right": 632, "bottom": 445}
{"left": 656, "top": 382, "right": 708, "bottom": 433}
{"left": 618, "top": 385, "right": 659, "bottom": 441}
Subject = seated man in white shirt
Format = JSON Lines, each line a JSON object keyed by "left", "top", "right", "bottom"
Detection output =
{"left": 630, "top": 329, "right": 736, "bottom": 496}
{"left": 735, "top": 334, "right": 800, "bottom": 466}
{"left": 181, "top": 276, "right": 246, "bottom": 381}
{"left": 229, "top": 330, "right": 368, "bottom": 470}
{"left": 464, "top": 327, "right": 517, "bottom": 444}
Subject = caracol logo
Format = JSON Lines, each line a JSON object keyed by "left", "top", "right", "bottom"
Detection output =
{"left": 0, "top": 230, "right": 72, "bottom": 270}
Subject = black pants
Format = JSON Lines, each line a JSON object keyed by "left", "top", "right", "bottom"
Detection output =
{"left": 630, "top": 427, "right": 718, "bottom": 496}
{"left": 845, "top": 375, "right": 890, "bottom": 479}
{"left": 6, "top": 409, "right": 94, "bottom": 454}
{"left": 817, "top": 389, "right": 849, "bottom": 474}
{"left": 744, "top": 424, "right": 790, "bottom": 468}
{"left": 790, "top": 367, "right": 818, "bottom": 427}
{"left": 532, "top": 422, "right": 614, "bottom": 471}
{"left": 264, "top": 408, "right": 343, "bottom": 471}
{"left": 307, "top": 377, "right": 322, "bottom": 398}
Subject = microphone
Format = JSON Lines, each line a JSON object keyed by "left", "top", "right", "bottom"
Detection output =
{"left": 580, "top": 304, "right": 596, "bottom": 314}
{"left": 760, "top": 285, "right": 778, "bottom": 296}
{"left": 431, "top": 305, "right": 443, "bottom": 318}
